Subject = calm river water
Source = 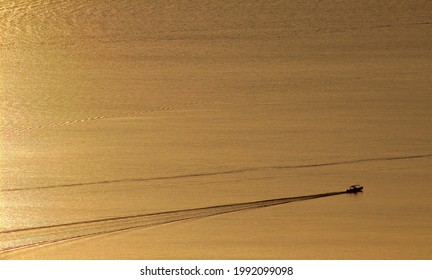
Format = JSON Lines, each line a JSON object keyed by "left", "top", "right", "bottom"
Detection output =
{"left": 1, "top": 0, "right": 431, "bottom": 259}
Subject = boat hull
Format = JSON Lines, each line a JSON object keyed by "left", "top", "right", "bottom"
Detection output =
{"left": 346, "top": 186, "right": 363, "bottom": 193}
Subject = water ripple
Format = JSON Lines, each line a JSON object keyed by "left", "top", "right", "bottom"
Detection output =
{"left": 0, "top": 190, "right": 345, "bottom": 254}
{"left": 2, "top": 154, "right": 430, "bottom": 192}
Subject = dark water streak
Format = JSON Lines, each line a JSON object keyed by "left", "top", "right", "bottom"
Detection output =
{"left": 0, "top": 191, "right": 346, "bottom": 254}
{"left": 2, "top": 154, "right": 430, "bottom": 192}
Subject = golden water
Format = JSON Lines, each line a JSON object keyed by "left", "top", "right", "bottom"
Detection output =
{"left": 1, "top": 0, "right": 431, "bottom": 259}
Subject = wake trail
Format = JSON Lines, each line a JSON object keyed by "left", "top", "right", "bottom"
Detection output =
{"left": 0, "top": 191, "right": 345, "bottom": 254}
{"left": 2, "top": 154, "right": 431, "bottom": 192}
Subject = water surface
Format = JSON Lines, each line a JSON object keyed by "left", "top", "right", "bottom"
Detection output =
{"left": 1, "top": 0, "right": 431, "bottom": 259}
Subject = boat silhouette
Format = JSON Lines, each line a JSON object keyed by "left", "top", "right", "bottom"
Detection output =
{"left": 346, "top": 185, "right": 364, "bottom": 193}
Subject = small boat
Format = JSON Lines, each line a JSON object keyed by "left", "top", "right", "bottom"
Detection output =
{"left": 346, "top": 185, "right": 363, "bottom": 193}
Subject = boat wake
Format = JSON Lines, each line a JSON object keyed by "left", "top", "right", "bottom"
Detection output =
{"left": 2, "top": 154, "right": 430, "bottom": 192}
{"left": 0, "top": 191, "right": 345, "bottom": 254}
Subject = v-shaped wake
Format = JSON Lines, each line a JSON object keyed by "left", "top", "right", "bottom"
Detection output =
{"left": 0, "top": 191, "right": 346, "bottom": 254}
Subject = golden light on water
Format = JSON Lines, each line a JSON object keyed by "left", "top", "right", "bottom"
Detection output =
{"left": 0, "top": 0, "right": 431, "bottom": 259}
